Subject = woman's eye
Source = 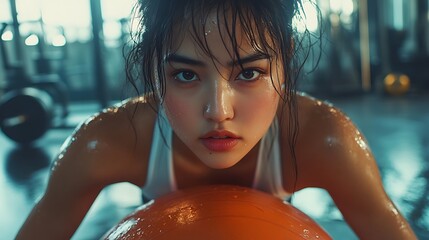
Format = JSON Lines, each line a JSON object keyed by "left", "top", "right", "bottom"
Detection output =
{"left": 237, "top": 69, "right": 261, "bottom": 81}
{"left": 174, "top": 71, "right": 198, "bottom": 82}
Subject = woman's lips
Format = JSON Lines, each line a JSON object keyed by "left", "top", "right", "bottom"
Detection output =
{"left": 201, "top": 138, "right": 239, "bottom": 152}
{"left": 200, "top": 130, "right": 240, "bottom": 152}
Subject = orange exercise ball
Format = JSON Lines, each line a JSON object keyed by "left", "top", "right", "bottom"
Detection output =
{"left": 103, "top": 185, "right": 332, "bottom": 239}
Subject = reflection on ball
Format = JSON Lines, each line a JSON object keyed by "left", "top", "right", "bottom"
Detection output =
{"left": 384, "top": 73, "right": 410, "bottom": 95}
{"left": 104, "top": 185, "right": 332, "bottom": 239}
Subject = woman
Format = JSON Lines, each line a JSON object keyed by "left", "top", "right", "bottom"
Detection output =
{"left": 17, "top": 0, "right": 416, "bottom": 239}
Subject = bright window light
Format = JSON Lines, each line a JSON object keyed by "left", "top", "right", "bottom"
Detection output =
{"left": 392, "top": 0, "right": 404, "bottom": 30}
{"left": 329, "top": 0, "right": 354, "bottom": 15}
{"left": 293, "top": 0, "right": 319, "bottom": 33}
{"left": 341, "top": 0, "right": 355, "bottom": 16}
{"left": 103, "top": 21, "right": 122, "bottom": 40}
{"left": 329, "top": 0, "right": 342, "bottom": 13}
{"left": 1, "top": 30, "right": 13, "bottom": 41}
{"left": 40, "top": 0, "right": 91, "bottom": 27}
{"left": 25, "top": 34, "right": 39, "bottom": 46}
{"left": 52, "top": 34, "right": 66, "bottom": 47}
{"left": 0, "top": 0, "right": 11, "bottom": 22}
{"left": 16, "top": 0, "right": 42, "bottom": 22}
{"left": 101, "top": 0, "right": 135, "bottom": 20}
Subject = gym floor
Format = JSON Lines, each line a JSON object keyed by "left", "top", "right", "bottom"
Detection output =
{"left": 1, "top": 93, "right": 428, "bottom": 239}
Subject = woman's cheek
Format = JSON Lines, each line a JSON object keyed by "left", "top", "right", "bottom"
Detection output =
{"left": 164, "top": 93, "right": 194, "bottom": 129}
{"left": 246, "top": 86, "right": 279, "bottom": 115}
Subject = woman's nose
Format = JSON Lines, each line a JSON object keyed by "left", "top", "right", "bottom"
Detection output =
{"left": 203, "top": 80, "right": 234, "bottom": 122}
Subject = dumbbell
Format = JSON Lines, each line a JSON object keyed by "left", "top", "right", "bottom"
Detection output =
{"left": 0, "top": 87, "right": 54, "bottom": 144}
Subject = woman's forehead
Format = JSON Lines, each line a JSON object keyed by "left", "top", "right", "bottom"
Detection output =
{"left": 167, "top": 11, "right": 275, "bottom": 62}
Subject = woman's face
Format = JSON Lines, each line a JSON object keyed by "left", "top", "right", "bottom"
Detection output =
{"left": 162, "top": 15, "right": 284, "bottom": 169}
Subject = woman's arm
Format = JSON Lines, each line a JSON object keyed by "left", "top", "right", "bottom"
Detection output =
{"left": 16, "top": 99, "right": 155, "bottom": 240}
{"left": 290, "top": 97, "right": 417, "bottom": 239}
{"left": 16, "top": 171, "right": 103, "bottom": 240}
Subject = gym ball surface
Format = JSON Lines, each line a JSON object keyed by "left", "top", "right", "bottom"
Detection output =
{"left": 103, "top": 185, "right": 332, "bottom": 240}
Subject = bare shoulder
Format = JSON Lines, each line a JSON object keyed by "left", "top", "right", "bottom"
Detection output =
{"left": 281, "top": 92, "right": 373, "bottom": 190}
{"left": 296, "top": 92, "right": 355, "bottom": 135}
{"left": 51, "top": 96, "right": 158, "bottom": 189}
{"left": 289, "top": 95, "right": 417, "bottom": 239}
{"left": 73, "top": 96, "right": 158, "bottom": 143}
{"left": 15, "top": 97, "right": 160, "bottom": 240}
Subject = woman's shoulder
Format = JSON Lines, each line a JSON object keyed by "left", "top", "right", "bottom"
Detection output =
{"left": 91, "top": 95, "right": 157, "bottom": 124}
{"left": 74, "top": 96, "right": 158, "bottom": 137}
{"left": 53, "top": 95, "right": 159, "bottom": 187}
{"left": 295, "top": 92, "right": 353, "bottom": 134}
{"left": 285, "top": 92, "right": 368, "bottom": 188}
{"left": 279, "top": 92, "right": 354, "bottom": 149}
{"left": 295, "top": 92, "right": 362, "bottom": 153}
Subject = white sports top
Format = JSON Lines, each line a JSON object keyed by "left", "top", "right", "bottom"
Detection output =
{"left": 141, "top": 109, "right": 291, "bottom": 200}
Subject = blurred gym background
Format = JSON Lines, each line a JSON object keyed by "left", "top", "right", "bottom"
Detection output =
{"left": 0, "top": 0, "right": 428, "bottom": 239}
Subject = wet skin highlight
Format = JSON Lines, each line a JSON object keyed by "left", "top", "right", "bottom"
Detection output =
{"left": 162, "top": 15, "right": 283, "bottom": 169}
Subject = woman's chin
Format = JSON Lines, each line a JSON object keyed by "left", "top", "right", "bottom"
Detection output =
{"left": 199, "top": 154, "right": 242, "bottom": 169}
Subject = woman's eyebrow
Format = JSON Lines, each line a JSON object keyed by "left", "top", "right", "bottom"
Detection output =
{"left": 228, "top": 52, "right": 271, "bottom": 66}
{"left": 164, "top": 52, "right": 270, "bottom": 66}
{"left": 164, "top": 54, "right": 206, "bottom": 66}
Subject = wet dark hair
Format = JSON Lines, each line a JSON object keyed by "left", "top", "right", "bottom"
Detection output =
{"left": 125, "top": 0, "right": 319, "bottom": 194}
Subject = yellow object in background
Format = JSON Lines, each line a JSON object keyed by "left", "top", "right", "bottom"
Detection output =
{"left": 384, "top": 73, "right": 411, "bottom": 96}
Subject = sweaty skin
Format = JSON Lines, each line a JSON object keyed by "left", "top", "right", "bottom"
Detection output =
{"left": 17, "top": 12, "right": 416, "bottom": 240}
{"left": 16, "top": 94, "right": 417, "bottom": 240}
{"left": 281, "top": 94, "right": 416, "bottom": 239}
{"left": 163, "top": 19, "right": 282, "bottom": 170}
